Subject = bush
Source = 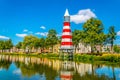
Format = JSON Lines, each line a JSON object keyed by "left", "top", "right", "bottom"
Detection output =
{"left": 74, "top": 53, "right": 120, "bottom": 63}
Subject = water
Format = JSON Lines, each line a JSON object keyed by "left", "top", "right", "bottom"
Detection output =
{"left": 0, "top": 55, "right": 120, "bottom": 80}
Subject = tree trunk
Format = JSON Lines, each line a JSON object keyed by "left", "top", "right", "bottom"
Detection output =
{"left": 41, "top": 48, "right": 43, "bottom": 53}
{"left": 111, "top": 45, "right": 113, "bottom": 53}
{"left": 91, "top": 45, "right": 94, "bottom": 53}
{"left": 111, "top": 42, "right": 113, "bottom": 53}
{"left": 75, "top": 45, "right": 77, "bottom": 53}
{"left": 111, "top": 40, "right": 114, "bottom": 53}
{"left": 112, "top": 67, "right": 116, "bottom": 80}
{"left": 1, "top": 49, "right": 3, "bottom": 53}
{"left": 52, "top": 45, "right": 53, "bottom": 53}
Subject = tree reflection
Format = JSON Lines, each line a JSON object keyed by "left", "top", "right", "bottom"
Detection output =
{"left": 0, "top": 55, "right": 118, "bottom": 80}
{"left": 0, "top": 59, "right": 11, "bottom": 70}
{"left": 14, "top": 59, "right": 58, "bottom": 80}
{"left": 73, "top": 64, "right": 115, "bottom": 80}
{"left": 74, "top": 72, "right": 114, "bottom": 80}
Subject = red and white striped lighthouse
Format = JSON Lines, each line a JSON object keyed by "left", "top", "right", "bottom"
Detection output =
{"left": 61, "top": 9, "right": 73, "bottom": 50}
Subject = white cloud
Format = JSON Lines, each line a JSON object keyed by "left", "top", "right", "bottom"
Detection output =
{"left": 40, "top": 26, "right": 46, "bottom": 30}
{"left": 70, "top": 9, "right": 96, "bottom": 24}
{"left": 117, "top": 31, "right": 120, "bottom": 36}
{"left": 23, "top": 29, "right": 28, "bottom": 32}
{"left": 35, "top": 32, "right": 48, "bottom": 36}
{"left": 16, "top": 33, "right": 27, "bottom": 38}
{"left": 13, "top": 69, "right": 21, "bottom": 74}
{"left": 0, "top": 68, "right": 3, "bottom": 71}
{"left": 0, "top": 35, "right": 9, "bottom": 39}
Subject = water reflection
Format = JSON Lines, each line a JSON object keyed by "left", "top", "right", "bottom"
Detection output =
{"left": 60, "top": 61, "right": 74, "bottom": 80}
{"left": 0, "top": 55, "right": 119, "bottom": 80}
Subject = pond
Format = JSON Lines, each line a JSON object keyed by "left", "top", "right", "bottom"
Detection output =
{"left": 0, "top": 55, "right": 120, "bottom": 80}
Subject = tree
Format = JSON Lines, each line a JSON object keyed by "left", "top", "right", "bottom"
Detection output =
{"left": 82, "top": 18, "right": 106, "bottom": 53}
{"left": 46, "top": 29, "right": 58, "bottom": 53}
{"left": 23, "top": 35, "right": 39, "bottom": 53}
{"left": 0, "top": 39, "right": 13, "bottom": 53}
{"left": 113, "top": 45, "right": 120, "bottom": 53}
{"left": 108, "top": 26, "right": 116, "bottom": 53}
{"left": 16, "top": 42, "right": 22, "bottom": 49}
{"left": 39, "top": 38, "right": 45, "bottom": 53}
{"left": 4, "top": 39, "right": 13, "bottom": 49}
{"left": 4, "top": 39, "right": 13, "bottom": 52}
{"left": 0, "top": 40, "right": 5, "bottom": 52}
{"left": 72, "top": 30, "right": 83, "bottom": 53}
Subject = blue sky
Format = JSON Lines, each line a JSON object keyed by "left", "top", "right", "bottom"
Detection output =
{"left": 0, "top": 0, "right": 120, "bottom": 45}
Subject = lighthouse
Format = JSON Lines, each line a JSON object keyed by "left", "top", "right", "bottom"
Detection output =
{"left": 59, "top": 9, "right": 73, "bottom": 60}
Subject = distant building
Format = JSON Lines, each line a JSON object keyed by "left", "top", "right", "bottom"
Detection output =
{"left": 42, "top": 44, "right": 60, "bottom": 53}
{"left": 102, "top": 45, "right": 111, "bottom": 52}
{"left": 75, "top": 43, "right": 91, "bottom": 53}
{"left": 0, "top": 43, "right": 112, "bottom": 54}
{"left": 74, "top": 43, "right": 112, "bottom": 53}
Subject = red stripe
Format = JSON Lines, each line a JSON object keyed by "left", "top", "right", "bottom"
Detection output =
{"left": 63, "top": 29, "right": 71, "bottom": 32}
{"left": 62, "top": 35, "right": 72, "bottom": 38}
{"left": 64, "top": 22, "right": 70, "bottom": 26}
{"left": 60, "top": 75, "right": 72, "bottom": 79}
{"left": 61, "top": 42, "right": 73, "bottom": 45}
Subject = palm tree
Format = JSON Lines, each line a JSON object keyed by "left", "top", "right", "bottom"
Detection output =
{"left": 108, "top": 26, "right": 116, "bottom": 53}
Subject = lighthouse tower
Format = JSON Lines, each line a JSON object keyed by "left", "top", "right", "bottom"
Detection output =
{"left": 60, "top": 9, "right": 73, "bottom": 60}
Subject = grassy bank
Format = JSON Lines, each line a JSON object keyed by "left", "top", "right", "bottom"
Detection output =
{"left": 1, "top": 52, "right": 120, "bottom": 64}
{"left": 74, "top": 53, "right": 120, "bottom": 63}
{"left": 0, "top": 52, "right": 59, "bottom": 59}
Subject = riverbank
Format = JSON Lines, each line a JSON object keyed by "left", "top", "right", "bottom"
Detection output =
{"left": 74, "top": 53, "right": 120, "bottom": 66}
{"left": 1, "top": 53, "right": 120, "bottom": 65}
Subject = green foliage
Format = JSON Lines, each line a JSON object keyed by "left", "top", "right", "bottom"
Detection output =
{"left": 16, "top": 42, "right": 22, "bottom": 49}
{"left": 74, "top": 54, "right": 95, "bottom": 62}
{"left": 72, "top": 30, "right": 84, "bottom": 53}
{"left": 72, "top": 30, "right": 82, "bottom": 46}
{"left": 113, "top": 45, "right": 120, "bottom": 53}
{"left": 20, "top": 35, "right": 48, "bottom": 53}
{"left": 15, "top": 29, "right": 59, "bottom": 53}
{"left": 74, "top": 53, "right": 120, "bottom": 63}
{"left": 46, "top": 29, "right": 58, "bottom": 52}
{"left": 82, "top": 18, "right": 107, "bottom": 52}
{"left": 4, "top": 39, "right": 13, "bottom": 49}
{"left": 23, "top": 35, "right": 39, "bottom": 49}
{"left": 39, "top": 38, "right": 45, "bottom": 48}
{"left": 108, "top": 26, "right": 116, "bottom": 52}
{"left": 0, "top": 40, "right": 5, "bottom": 50}
{"left": 0, "top": 39, "right": 13, "bottom": 50}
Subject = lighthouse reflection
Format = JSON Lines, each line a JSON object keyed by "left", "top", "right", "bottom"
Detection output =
{"left": 60, "top": 61, "right": 74, "bottom": 80}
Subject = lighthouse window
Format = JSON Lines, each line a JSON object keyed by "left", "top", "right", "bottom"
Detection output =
{"left": 64, "top": 17, "right": 70, "bottom": 22}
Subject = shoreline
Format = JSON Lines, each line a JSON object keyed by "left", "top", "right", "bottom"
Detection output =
{"left": 0, "top": 53, "right": 120, "bottom": 66}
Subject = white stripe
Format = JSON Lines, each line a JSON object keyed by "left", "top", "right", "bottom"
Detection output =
{"left": 62, "top": 32, "right": 72, "bottom": 35}
{"left": 61, "top": 46, "right": 73, "bottom": 49}
{"left": 63, "top": 26, "right": 70, "bottom": 29}
{"left": 61, "top": 45, "right": 73, "bottom": 47}
{"left": 61, "top": 39, "right": 72, "bottom": 42}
